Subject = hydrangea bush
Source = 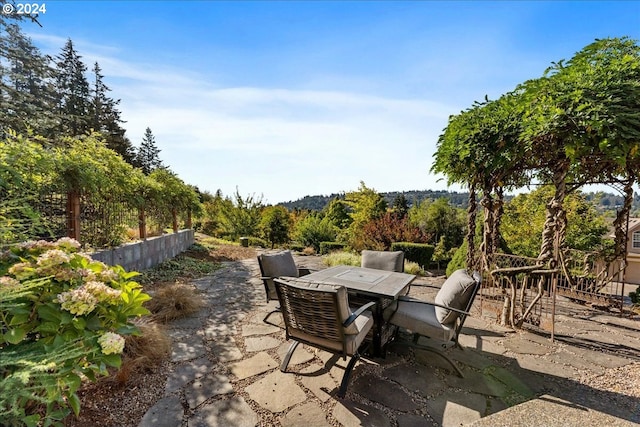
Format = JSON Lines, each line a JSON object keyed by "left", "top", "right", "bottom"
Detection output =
{"left": 0, "top": 238, "right": 151, "bottom": 426}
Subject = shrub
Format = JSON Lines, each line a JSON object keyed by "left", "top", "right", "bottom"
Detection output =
{"left": 391, "top": 242, "right": 434, "bottom": 268}
{"left": 446, "top": 242, "right": 467, "bottom": 277}
{"left": 248, "top": 236, "right": 268, "bottom": 247}
{"left": 324, "top": 251, "right": 361, "bottom": 267}
{"left": 319, "top": 241, "right": 346, "bottom": 255}
{"left": 293, "top": 214, "right": 337, "bottom": 253}
{"left": 360, "top": 212, "right": 427, "bottom": 251}
{"left": 404, "top": 261, "right": 424, "bottom": 276}
{"left": 0, "top": 238, "right": 151, "bottom": 425}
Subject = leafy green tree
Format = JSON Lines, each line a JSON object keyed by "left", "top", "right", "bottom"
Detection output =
{"left": 343, "top": 182, "right": 387, "bottom": 251}
{"left": 259, "top": 205, "right": 292, "bottom": 248}
{"left": 293, "top": 213, "right": 337, "bottom": 253}
{"left": 409, "top": 198, "right": 465, "bottom": 250}
{"left": 324, "top": 197, "right": 351, "bottom": 229}
{"left": 219, "top": 189, "right": 263, "bottom": 240}
{"left": 136, "top": 127, "right": 163, "bottom": 174}
{"left": 55, "top": 39, "right": 92, "bottom": 136}
{"left": 501, "top": 187, "right": 609, "bottom": 258}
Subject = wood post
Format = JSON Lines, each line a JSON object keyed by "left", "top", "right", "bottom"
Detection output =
{"left": 172, "top": 208, "right": 178, "bottom": 233}
{"left": 66, "top": 191, "right": 81, "bottom": 241}
{"left": 138, "top": 207, "right": 147, "bottom": 240}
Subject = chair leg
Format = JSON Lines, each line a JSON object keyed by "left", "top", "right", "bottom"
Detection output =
{"left": 262, "top": 307, "right": 281, "bottom": 327}
{"left": 337, "top": 352, "right": 361, "bottom": 398}
{"left": 280, "top": 341, "right": 300, "bottom": 372}
{"left": 412, "top": 343, "right": 464, "bottom": 378}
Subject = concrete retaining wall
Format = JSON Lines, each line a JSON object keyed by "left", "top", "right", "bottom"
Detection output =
{"left": 91, "top": 229, "right": 194, "bottom": 272}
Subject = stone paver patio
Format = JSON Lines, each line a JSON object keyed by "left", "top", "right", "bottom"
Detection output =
{"left": 138, "top": 255, "right": 640, "bottom": 427}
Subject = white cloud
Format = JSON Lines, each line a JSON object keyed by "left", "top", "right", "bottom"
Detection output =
{"left": 31, "top": 33, "right": 463, "bottom": 204}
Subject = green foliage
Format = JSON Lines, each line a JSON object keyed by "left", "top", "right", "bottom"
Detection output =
{"left": 630, "top": 291, "right": 639, "bottom": 306}
{"left": 323, "top": 197, "right": 352, "bottom": 229}
{"left": 218, "top": 189, "right": 263, "bottom": 240}
{"left": 259, "top": 205, "right": 291, "bottom": 248}
{"left": 293, "top": 214, "right": 337, "bottom": 253}
{"left": 446, "top": 241, "right": 468, "bottom": 277}
{"left": 391, "top": 242, "right": 435, "bottom": 268}
{"left": 404, "top": 261, "right": 424, "bottom": 276}
{"left": 323, "top": 251, "right": 361, "bottom": 267}
{"left": 247, "top": 236, "right": 268, "bottom": 247}
{"left": 319, "top": 241, "right": 346, "bottom": 255}
{"left": 135, "top": 127, "right": 163, "bottom": 175}
{"left": 409, "top": 198, "right": 466, "bottom": 250}
{"left": 0, "top": 238, "right": 152, "bottom": 425}
{"left": 501, "top": 187, "right": 609, "bottom": 257}
{"left": 343, "top": 182, "right": 388, "bottom": 251}
{"left": 137, "top": 253, "right": 221, "bottom": 285}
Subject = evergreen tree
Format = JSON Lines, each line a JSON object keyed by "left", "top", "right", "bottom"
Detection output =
{"left": 55, "top": 39, "right": 92, "bottom": 136}
{"left": 391, "top": 194, "right": 409, "bottom": 219}
{"left": 136, "top": 127, "right": 163, "bottom": 174}
{"left": 0, "top": 23, "right": 56, "bottom": 136}
{"left": 90, "top": 62, "right": 135, "bottom": 163}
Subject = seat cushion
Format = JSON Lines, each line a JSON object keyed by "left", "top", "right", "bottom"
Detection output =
{"left": 361, "top": 250, "right": 404, "bottom": 272}
{"left": 389, "top": 298, "right": 454, "bottom": 342}
{"left": 434, "top": 269, "right": 477, "bottom": 325}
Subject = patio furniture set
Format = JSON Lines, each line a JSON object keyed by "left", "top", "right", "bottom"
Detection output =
{"left": 257, "top": 249, "right": 481, "bottom": 397}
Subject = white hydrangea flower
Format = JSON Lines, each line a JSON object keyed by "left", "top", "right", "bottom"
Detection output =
{"left": 98, "top": 332, "right": 125, "bottom": 355}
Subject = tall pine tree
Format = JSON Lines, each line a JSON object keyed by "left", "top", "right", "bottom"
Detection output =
{"left": 136, "top": 127, "right": 163, "bottom": 174}
{"left": 55, "top": 39, "right": 92, "bottom": 137}
{"left": 0, "top": 23, "right": 56, "bottom": 136}
{"left": 90, "top": 62, "right": 135, "bottom": 163}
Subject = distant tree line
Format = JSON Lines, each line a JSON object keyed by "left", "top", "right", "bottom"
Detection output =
{"left": 280, "top": 189, "right": 640, "bottom": 216}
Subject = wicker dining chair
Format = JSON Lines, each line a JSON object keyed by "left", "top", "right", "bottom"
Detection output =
{"left": 257, "top": 250, "right": 313, "bottom": 324}
{"left": 360, "top": 250, "right": 405, "bottom": 272}
{"left": 388, "top": 269, "right": 482, "bottom": 377}
{"left": 274, "top": 278, "right": 375, "bottom": 398}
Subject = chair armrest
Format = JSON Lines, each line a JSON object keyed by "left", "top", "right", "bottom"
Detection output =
{"left": 397, "top": 296, "right": 470, "bottom": 316}
{"left": 343, "top": 301, "right": 376, "bottom": 327}
{"left": 297, "top": 268, "right": 316, "bottom": 276}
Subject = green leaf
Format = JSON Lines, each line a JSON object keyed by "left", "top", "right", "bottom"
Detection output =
{"left": 23, "top": 414, "right": 41, "bottom": 427}
{"left": 72, "top": 317, "right": 86, "bottom": 330}
{"left": 4, "top": 327, "right": 27, "bottom": 344}
{"left": 68, "top": 392, "right": 81, "bottom": 417}
{"left": 38, "top": 304, "right": 62, "bottom": 322}
{"left": 102, "top": 353, "right": 122, "bottom": 368}
{"left": 9, "top": 312, "right": 30, "bottom": 325}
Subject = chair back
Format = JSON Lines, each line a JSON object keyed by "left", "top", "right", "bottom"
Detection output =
{"left": 257, "top": 250, "right": 299, "bottom": 301}
{"left": 435, "top": 269, "right": 482, "bottom": 341}
{"left": 361, "top": 250, "right": 404, "bottom": 272}
{"left": 274, "top": 278, "right": 350, "bottom": 356}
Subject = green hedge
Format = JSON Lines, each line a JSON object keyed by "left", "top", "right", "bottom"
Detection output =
{"left": 391, "top": 242, "right": 434, "bottom": 268}
{"left": 320, "top": 241, "right": 346, "bottom": 255}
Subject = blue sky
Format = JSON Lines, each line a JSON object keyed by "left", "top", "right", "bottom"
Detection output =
{"left": 23, "top": 1, "right": 640, "bottom": 204}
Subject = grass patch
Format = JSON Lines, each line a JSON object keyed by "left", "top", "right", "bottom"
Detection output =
{"left": 324, "top": 251, "right": 361, "bottom": 267}
{"left": 114, "top": 320, "right": 171, "bottom": 385}
{"left": 404, "top": 261, "right": 424, "bottom": 275}
{"left": 138, "top": 254, "right": 221, "bottom": 285}
{"left": 145, "top": 283, "right": 206, "bottom": 323}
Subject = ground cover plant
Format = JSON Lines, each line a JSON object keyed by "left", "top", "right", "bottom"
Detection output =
{"left": 0, "top": 238, "right": 151, "bottom": 426}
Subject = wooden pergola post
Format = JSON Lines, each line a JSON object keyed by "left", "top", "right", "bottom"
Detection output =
{"left": 66, "top": 191, "right": 81, "bottom": 241}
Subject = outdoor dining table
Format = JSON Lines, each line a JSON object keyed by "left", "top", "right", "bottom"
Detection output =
{"left": 295, "top": 265, "right": 416, "bottom": 357}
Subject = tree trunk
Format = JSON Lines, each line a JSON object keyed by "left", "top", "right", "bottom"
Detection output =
{"left": 466, "top": 184, "right": 477, "bottom": 271}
